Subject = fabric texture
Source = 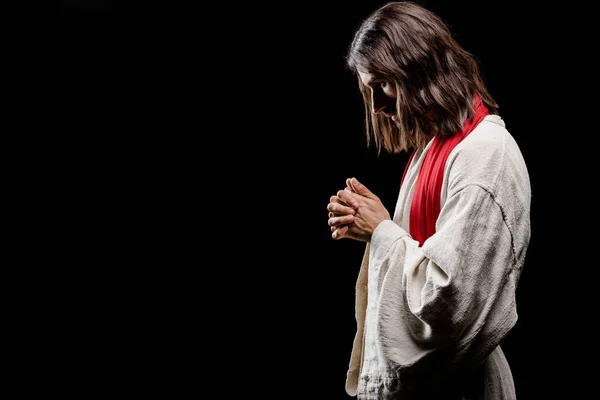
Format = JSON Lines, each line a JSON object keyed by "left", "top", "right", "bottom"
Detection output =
{"left": 346, "top": 115, "right": 531, "bottom": 400}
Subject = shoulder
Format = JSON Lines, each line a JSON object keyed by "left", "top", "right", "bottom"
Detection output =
{"left": 446, "top": 115, "right": 530, "bottom": 200}
{"left": 455, "top": 115, "right": 513, "bottom": 159}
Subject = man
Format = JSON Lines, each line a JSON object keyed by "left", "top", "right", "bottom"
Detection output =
{"left": 327, "top": 2, "right": 531, "bottom": 399}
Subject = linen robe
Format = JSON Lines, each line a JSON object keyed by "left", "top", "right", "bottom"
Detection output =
{"left": 346, "top": 115, "right": 531, "bottom": 400}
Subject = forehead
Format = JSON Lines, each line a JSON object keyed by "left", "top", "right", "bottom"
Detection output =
{"left": 358, "top": 71, "right": 376, "bottom": 86}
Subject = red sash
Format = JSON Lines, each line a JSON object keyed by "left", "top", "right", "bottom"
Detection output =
{"left": 400, "top": 95, "right": 489, "bottom": 245}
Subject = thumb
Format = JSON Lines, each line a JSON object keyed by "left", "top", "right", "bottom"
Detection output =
{"left": 349, "top": 177, "right": 373, "bottom": 197}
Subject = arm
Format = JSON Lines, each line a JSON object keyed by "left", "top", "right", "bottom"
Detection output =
{"left": 370, "top": 185, "right": 521, "bottom": 396}
{"left": 331, "top": 178, "right": 524, "bottom": 397}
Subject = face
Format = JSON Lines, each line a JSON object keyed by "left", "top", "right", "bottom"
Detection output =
{"left": 358, "top": 71, "right": 397, "bottom": 120}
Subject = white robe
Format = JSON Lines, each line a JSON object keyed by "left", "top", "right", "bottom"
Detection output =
{"left": 346, "top": 115, "right": 531, "bottom": 400}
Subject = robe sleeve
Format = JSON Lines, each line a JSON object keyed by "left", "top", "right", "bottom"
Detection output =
{"left": 366, "top": 184, "right": 523, "bottom": 397}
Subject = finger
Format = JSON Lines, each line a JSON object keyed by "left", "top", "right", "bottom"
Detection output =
{"left": 329, "top": 211, "right": 347, "bottom": 219}
{"left": 348, "top": 177, "right": 373, "bottom": 198}
{"left": 332, "top": 225, "right": 349, "bottom": 240}
{"left": 327, "top": 202, "right": 355, "bottom": 215}
{"left": 336, "top": 189, "right": 359, "bottom": 209}
{"left": 329, "top": 210, "right": 348, "bottom": 217}
{"left": 346, "top": 178, "right": 353, "bottom": 190}
{"left": 329, "top": 195, "right": 351, "bottom": 206}
{"left": 329, "top": 215, "right": 355, "bottom": 227}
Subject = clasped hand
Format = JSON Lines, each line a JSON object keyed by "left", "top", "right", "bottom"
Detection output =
{"left": 327, "top": 177, "right": 391, "bottom": 242}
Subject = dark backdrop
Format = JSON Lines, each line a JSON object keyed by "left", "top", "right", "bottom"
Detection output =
{"left": 24, "top": 0, "right": 579, "bottom": 398}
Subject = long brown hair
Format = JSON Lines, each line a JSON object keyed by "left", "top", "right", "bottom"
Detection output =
{"left": 346, "top": 1, "right": 499, "bottom": 153}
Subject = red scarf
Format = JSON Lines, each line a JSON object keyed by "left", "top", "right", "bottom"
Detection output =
{"left": 400, "top": 94, "right": 489, "bottom": 245}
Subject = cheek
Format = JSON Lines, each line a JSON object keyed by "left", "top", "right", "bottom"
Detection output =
{"left": 383, "top": 86, "right": 397, "bottom": 99}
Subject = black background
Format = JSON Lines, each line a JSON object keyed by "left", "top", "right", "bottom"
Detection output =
{"left": 19, "top": 0, "right": 591, "bottom": 398}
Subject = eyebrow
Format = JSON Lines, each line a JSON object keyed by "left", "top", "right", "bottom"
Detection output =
{"left": 364, "top": 76, "right": 385, "bottom": 87}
